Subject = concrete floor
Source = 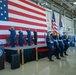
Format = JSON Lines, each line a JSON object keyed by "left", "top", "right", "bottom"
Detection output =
{"left": 0, "top": 47, "right": 76, "bottom": 75}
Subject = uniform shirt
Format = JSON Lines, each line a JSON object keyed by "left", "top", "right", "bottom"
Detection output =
{"left": 18, "top": 31, "right": 23, "bottom": 38}
{"left": 46, "top": 36, "right": 54, "bottom": 47}
{"left": 9, "top": 28, "right": 16, "bottom": 38}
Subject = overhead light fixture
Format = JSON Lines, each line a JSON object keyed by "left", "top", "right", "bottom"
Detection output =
{"left": 73, "top": 2, "right": 76, "bottom": 4}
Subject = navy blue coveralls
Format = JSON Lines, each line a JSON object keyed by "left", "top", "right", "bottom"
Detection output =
{"left": 53, "top": 35, "right": 61, "bottom": 59}
{"left": 18, "top": 31, "right": 23, "bottom": 46}
{"left": 34, "top": 31, "right": 37, "bottom": 45}
{"left": 62, "top": 35, "right": 69, "bottom": 55}
{"left": 46, "top": 35, "right": 54, "bottom": 60}
{"left": 9, "top": 28, "right": 16, "bottom": 47}
{"left": 26, "top": 29, "right": 32, "bottom": 45}
{"left": 58, "top": 37, "right": 64, "bottom": 57}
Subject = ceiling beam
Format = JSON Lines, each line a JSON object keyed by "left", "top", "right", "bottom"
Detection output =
{"left": 52, "top": 0, "right": 76, "bottom": 16}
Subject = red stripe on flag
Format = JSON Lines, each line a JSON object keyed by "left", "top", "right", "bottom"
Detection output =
{"left": 53, "top": 27, "right": 58, "bottom": 31}
{"left": 20, "top": 0, "right": 45, "bottom": 11}
{"left": 52, "top": 19, "right": 58, "bottom": 34}
{"left": 37, "top": 42, "right": 46, "bottom": 44}
{"left": 8, "top": 9, "right": 46, "bottom": 22}
{"left": 0, "top": 35, "right": 45, "bottom": 39}
{"left": 9, "top": 18, "right": 47, "bottom": 27}
{"left": 0, "top": 25, "right": 47, "bottom": 32}
{"left": 8, "top": 1, "right": 46, "bottom": 16}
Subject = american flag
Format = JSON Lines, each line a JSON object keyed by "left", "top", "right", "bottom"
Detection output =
{"left": 0, "top": 0, "right": 47, "bottom": 46}
{"left": 52, "top": 11, "right": 58, "bottom": 34}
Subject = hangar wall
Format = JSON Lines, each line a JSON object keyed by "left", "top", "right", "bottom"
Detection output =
{"left": 74, "top": 20, "right": 76, "bottom": 35}
{"left": 46, "top": 9, "right": 74, "bottom": 35}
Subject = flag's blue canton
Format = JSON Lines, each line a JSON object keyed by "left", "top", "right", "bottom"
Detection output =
{"left": 52, "top": 12, "right": 56, "bottom": 22}
{"left": 0, "top": 0, "right": 8, "bottom": 21}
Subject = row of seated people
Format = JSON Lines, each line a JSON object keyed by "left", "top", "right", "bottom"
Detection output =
{"left": 6, "top": 26, "right": 37, "bottom": 47}
{"left": 46, "top": 31, "right": 70, "bottom": 61}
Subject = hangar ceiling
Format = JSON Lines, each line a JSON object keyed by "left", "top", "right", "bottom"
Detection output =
{"left": 30, "top": 0, "right": 76, "bottom": 19}
{"left": 56, "top": 0, "right": 76, "bottom": 12}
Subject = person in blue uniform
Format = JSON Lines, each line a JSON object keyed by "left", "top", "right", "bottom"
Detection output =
{"left": 26, "top": 28, "right": 32, "bottom": 45}
{"left": 18, "top": 28, "right": 23, "bottom": 46}
{"left": 46, "top": 32, "right": 54, "bottom": 61}
{"left": 53, "top": 35, "right": 61, "bottom": 59}
{"left": 58, "top": 35, "right": 64, "bottom": 57}
{"left": 62, "top": 32, "right": 69, "bottom": 55}
{"left": 9, "top": 26, "right": 16, "bottom": 47}
{"left": 50, "top": 31, "right": 54, "bottom": 41}
{"left": 33, "top": 29, "right": 37, "bottom": 45}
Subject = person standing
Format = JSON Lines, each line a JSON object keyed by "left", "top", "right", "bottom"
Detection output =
{"left": 46, "top": 32, "right": 54, "bottom": 61}
{"left": 9, "top": 26, "right": 16, "bottom": 47}
{"left": 18, "top": 28, "right": 23, "bottom": 46}
{"left": 26, "top": 28, "right": 32, "bottom": 45}
{"left": 58, "top": 35, "right": 64, "bottom": 57}
{"left": 53, "top": 35, "right": 61, "bottom": 59}
{"left": 33, "top": 29, "right": 37, "bottom": 45}
{"left": 62, "top": 32, "right": 69, "bottom": 55}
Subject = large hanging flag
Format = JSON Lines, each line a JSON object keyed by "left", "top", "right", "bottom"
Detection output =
{"left": 59, "top": 11, "right": 63, "bottom": 35}
{"left": 52, "top": 11, "right": 58, "bottom": 35}
{"left": 0, "top": 0, "right": 47, "bottom": 46}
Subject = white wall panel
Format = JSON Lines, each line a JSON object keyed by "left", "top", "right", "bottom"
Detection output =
{"left": 65, "top": 17, "right": 74, "bottom": 35}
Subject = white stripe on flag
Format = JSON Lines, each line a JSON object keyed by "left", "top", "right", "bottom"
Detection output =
{"left": 9, "top": 13, "right": 46, "bottom": 24}
{"left": 9, "top": 0, "right": 46, "bottom": 14}
{"left": 0, "top": 21, "right": 47, "bottom": 30}
{"left": 8, "top": 5, "right": 46, "bottom": 19}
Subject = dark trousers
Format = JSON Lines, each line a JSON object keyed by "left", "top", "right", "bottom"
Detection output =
{"left": 48, "top": 46, "right": 54, "bottom": 60}
{"left": 11, "top": 37, "right": 15, "bottom": 47}
{"left": 63, "top": 41, "right": 69, "bottom": 54}
{"left": 28, "top": 41, "right": 31, "bottom": 45}
{"left": 64, "top": 45, "right": 69, "bottom": 54}
{"left": 60, "top": 47, "right": 64, "bottom": 56}
{"left": 34, "top": 40, "right": 37, "bottom": 45}
{"left": 54, "top": 46, "right": 61, "bottom": 58}
{"left": 19, "top": 38, "right": 23, "bottom": 46}
{"left": 28, "top": 39, "right": 31, "bottom": 45}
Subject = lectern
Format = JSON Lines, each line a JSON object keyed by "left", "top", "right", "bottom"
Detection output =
{"left": 0, "top": 46, "right": 4, "bottom": 70}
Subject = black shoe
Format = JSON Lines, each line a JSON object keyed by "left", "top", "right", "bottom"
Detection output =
{"left": 56, "top": 57, "right": 61, "bottom": 60}
{"left": 65, "top": 54, "right": 68, "bottom": 56}
{"left": 60, "top": 55, "right": 64, "bottom": 57}
{"left": 50, "top": 59, "right": 54, "bottom": 61}
{"left": 49, "top": 59, "right": 54, "bottom": 61}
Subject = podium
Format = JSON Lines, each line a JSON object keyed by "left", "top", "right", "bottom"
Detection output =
{"left": 0, "top": 46, "right": 4, "bottom": 70}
